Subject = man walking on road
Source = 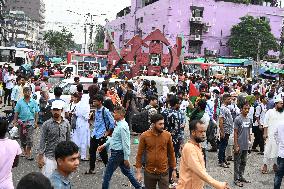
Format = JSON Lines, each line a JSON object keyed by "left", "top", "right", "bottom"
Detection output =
{"left": 233, "top": 102, "right": 252, "bottom": 187}
{"left": 136, "top": 114, "right": 177, "bottom": 189}
{"left": 86, "top": 94, "right": 115, "bottom": 174}
{"left": 176, "top": 120, "right": 229, "bottom": 189}
{"left": 98, "top": 106, "right": 142, "bottom": 189}
{"left": 37, "top": 101, "right": 71, "bottom": 178}
{"left": 218, "top": 94, "right": 233, "bottom": 168}
{"left": 13, "top": 87, "right": 39, "bottom": 160}
{"left": 262, "top": 97, "right": 284, "bottom": 174}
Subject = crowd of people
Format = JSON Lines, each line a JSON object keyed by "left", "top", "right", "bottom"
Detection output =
{"left": 1, "top": 63, "right": 284, "bottom": 189}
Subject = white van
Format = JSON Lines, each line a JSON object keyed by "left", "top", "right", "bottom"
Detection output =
{"left": 131, "top": 76, "right": 176, "bottom": 97}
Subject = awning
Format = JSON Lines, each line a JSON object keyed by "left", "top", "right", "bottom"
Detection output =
{"left": 50, "top": 57, "right": 63, "bottom": 64}
{"left": 218, "top": 58, "right": 253, "bottom": 67}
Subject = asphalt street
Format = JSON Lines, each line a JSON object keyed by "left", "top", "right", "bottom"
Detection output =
{"left": 0, "top": 106, "right": 280, "bottom": 189}
{"left": 10, "top": 128, "right": 280, "bottom": 189}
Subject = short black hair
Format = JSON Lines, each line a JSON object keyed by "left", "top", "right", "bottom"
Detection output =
{"left": 93, "top": 94, "right": 104, "bottom": 103}
{"left": 150, "top": 114, "right": 164, "bottom": 124}
{"left": 77, "top": 84, "right": 83, "bottom": 93}
{"left": 0, "top": 120, "right": 8, "bottom": 138}
{"left": 169, "top": 95, "right": 180, "bottom": 107}
{"left": 74, "top": 77, "right": 79, "bottom": 82}
{"left": 54, "top": 141, "right": 79, "bottom": 161}
{"left": 53, "top": 86, "right": 63, "bottom": 97}
{"left": 114, "top": 106, "right": 126, "bottom": 115}
{"left": 127, "top": 82, "right": 134, "bottom": 90}
{"left": 93, "top": 77, "right": 98, "bottom": 83}
{"left": 239, "top": 101, "right": 250, "bottom": 109}
{"left": 148, "top": 95, "right": 158, "bottom": 102}
{"left": 16, "top": 172, "right": 52, "bottom": 189}
{"left": 189, "top": 120, "right": 204, "bottom": 134}
{"left": 222, "top": 93, "right": 231, "bottom": 101}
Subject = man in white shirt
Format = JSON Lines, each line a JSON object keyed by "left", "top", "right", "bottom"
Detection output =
{"left": 273, "top": 121, "right": 284, "bottom": 189}
{"left": 262, "top": 98, "right": 284, "bottom": 174}
{"left": 3, "top": 70, "right": 15, "bottom": 106}
{"left": 69, "top": 77, "right": 80, "bottom": 94}
{"left": 252, "top": 95, "right": 267, "bottom": 154}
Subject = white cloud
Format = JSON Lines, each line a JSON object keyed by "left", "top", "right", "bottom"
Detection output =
{"left": 44, "top": 0, "right": 131, "bottom": 43}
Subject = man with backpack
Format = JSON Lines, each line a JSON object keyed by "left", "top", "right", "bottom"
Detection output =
{"left": 161, "top": 95, "right": 185, "bottom": 184}
{"left": 86, "top": 94, "right": 115, "bottom": 174}
{"left": 132, "top": 95, "right": 158, "bottom": 134}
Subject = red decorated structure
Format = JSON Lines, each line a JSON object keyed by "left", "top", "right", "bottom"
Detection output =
{"left": 106, "top": 29, "right": 183, "bottom": 78}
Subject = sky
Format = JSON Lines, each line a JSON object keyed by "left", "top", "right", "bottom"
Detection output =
{"left": 44, "top": 0, "right": 131, "bottom": 44}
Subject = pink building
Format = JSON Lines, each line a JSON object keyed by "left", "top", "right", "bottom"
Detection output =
{"left": 106, "top": 0, "right": 284, "bottom": 57}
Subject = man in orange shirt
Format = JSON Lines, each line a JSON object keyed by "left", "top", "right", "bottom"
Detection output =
{"left": 176, "top": 120, "right": 230, "bottom": 189}
{"left": 135, "top": 114, "right": 177, "bottom": 189}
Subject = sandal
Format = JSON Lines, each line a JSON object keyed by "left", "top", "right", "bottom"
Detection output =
{"left": 84, "top": 170, "right": 96, "bottom": 175}
{"left": 219, "top": 163, "right": 229, "bottom": 168}
{"left": 234, "top": 180, "right": 244, "bottom": 187}
{"left": 239, "top": 178, "right": 251, "bottom": 183}
{"left": 26, "top": 156, "right": 34, "bottom": 161}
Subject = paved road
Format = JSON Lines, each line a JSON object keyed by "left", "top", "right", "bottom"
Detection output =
{"left": 11, "top": 129, "right": 280, "bottom": 189}
{"left": 1, "top": 105, "right": 280, "bottom": 189}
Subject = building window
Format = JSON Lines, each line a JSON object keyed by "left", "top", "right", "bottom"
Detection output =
{"left": 152, "top": 27, "right": 155, "bottom": 30}
{"left": 121, "top": 23, "right": 126, "bottom": 30}
{"left": 140, "top": 17, "right": 143, "bottom": 23}
{"left": 260, "top": 16, "right": 270, "bottom": 23}
{"left": 188, "top": 41, "right": 202, "bottom": 54}
{"left": 191, "top": 6, "right": 204, "bottom": 18}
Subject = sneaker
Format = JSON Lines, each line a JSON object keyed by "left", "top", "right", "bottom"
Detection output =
{"left": 169, "top": 182, "right": 177, "bottom": 189}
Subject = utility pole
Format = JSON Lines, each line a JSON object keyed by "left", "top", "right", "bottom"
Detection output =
{"left": 84, "top": 24, "right": 87, "bottom": 54}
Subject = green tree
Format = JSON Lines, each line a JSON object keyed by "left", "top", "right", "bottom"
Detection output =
{"left": 228, "top": 16, "right": 279, "bottom": 60}
{"left": 44, "top": 28, "right": 77, "bottom": 56}
{"left": 94, "top": 24, "right": 105, "bottom": 50}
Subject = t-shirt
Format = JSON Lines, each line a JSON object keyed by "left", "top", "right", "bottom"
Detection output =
{"left": 219, "top": 105, "right": 234, "bottom": 135}
{"left": 0, "top": 138, "right": 22, "bottom": 189}
{"left": 234, "top": 115, "right": 252, "bottom": 151}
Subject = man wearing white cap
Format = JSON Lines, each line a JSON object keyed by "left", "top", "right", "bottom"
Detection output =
{"left": 37, "top": 100, "right": 71, "bottom": 178}
{"left": 261, "top": 97, "right": 284, "bottom": 174}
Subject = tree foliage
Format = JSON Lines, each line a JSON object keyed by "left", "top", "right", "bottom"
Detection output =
{"left": 44, "top": 28, "right": 77, "bottom": 56}
{"left": 228, "top": 16, "right": 279, "bottom": 60}
{"left": 95, "top": 24, "right": 105, "bottom": 50}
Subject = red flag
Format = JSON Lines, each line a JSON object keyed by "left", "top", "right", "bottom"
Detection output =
{"left": 189, "top": 83, "right": 200, "bottom": 97}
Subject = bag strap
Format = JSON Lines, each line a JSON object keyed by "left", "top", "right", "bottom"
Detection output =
{"left": 102, "top": 107, "right": 109, "bottom": 131}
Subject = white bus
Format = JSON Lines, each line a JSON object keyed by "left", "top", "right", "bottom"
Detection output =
{"left": 0, "top": 46, "right": 34, "bottom": 70}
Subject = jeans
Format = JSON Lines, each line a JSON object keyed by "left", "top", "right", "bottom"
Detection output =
{"left": 218, "top": 134, "right": 230, "bottom": 163}
{"left": 89, "top": 137, "right": 108, "bottom": 171}
{"left": 102, "top": 150, "right": 141, "bottom": 189}
{"left": 274, "top": 157, "right": 284, "bottom": 189}
{"left": 234, "top": 150, "right": 248, "bottom": 181}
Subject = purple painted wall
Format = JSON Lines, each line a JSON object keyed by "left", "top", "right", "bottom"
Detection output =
{"left": 106, "top": 0, "right": 283, "bottom": 57}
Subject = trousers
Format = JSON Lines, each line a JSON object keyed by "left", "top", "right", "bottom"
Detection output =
{"left": 89, "top": 137, "right": 108, "bottom": 171}
{"left": 274, "top": 157, "right": 284, "bottom": 189}
{"left": 144, "top": 171, "right": 169, "bottom": 189}
{"left": 218, "top": 134, "right": 230, "bottom": 163}
{"left": 234, "top": 150, "right": 248, "bottom": 181}
{"left": 102, "top": 150, "right": 141, "bottom": 189}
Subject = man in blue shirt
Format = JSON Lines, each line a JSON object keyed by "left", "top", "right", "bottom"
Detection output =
{"left": 13, "top": 86, "right": 39, "bottom": 160}
{"left": 50, "top": 141, "right": 79, "bottom": 189}
{"left": 86, "top": 94, "right": 115, "bottom": 174}
{"left": 98, "top": 106, "right": 142, "bottom": 189}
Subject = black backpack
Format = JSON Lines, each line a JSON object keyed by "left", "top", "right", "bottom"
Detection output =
{"left": 131, "top": 110, "right": 150, "bottom": 133}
